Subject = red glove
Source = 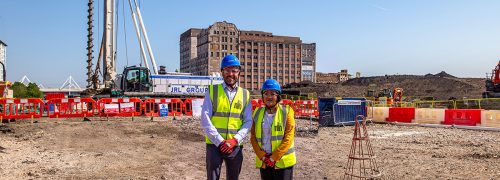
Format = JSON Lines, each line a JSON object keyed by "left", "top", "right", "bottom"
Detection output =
{"left": 219, "top": 140, "right": 228, "bottom": 153}
{"left": 220, "top": 138, "right": 238, "bottom": 154}
{"left": 263, "top": 154, "right": 275, "bottom": 168}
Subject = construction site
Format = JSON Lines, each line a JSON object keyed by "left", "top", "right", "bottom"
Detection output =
{"left": 1, "top": 0, "right": 500, "bottom": 179}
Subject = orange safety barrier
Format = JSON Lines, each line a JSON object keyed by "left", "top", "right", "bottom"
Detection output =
{"left": 0, "top": 98, "right": 44, "bottom": 119}
{"left": 280, "top": 99, "right": 294, "bottom": 106}
{"left": 143, "top": 98, "right": 171, "bottom": 117}
{"left": 168, "top": 98, "right": 184, "bottom": 116}
{"left": 183, "top": 98, "right": 193, "bottom": 116}
{"left": 294, "top": 100, "right": 318, "bottom": 117}
{"left": 97, "top": 98, "right": 142, "bottom": 117}
{"left": 47, "top": 98, "right": 96, "bottom": 118}
{"left": 443, "top": 109, "right": 481, "bottom": 126}
{"left": 251, "top": 99, "right": 264, "bottom": 111}
{"left": 386, "top": 107, "right": 415, "bottom": 123}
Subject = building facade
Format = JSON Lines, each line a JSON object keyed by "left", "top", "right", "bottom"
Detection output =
{"left": 0, "top": 40, "right": 6, "bottom": 82}
{"left": 180, "top": 21, "right": 315, "bottom": 91}
{"left": 179, "top": 28, "right": 201, "bottom": 74}
{"left": 301, "top": 43, "right": 316, "bottom": 82}
{"left": 316, "top": 69, "right": 350, "bottom": 84}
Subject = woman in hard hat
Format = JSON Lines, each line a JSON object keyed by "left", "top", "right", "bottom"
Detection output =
{"left": 251, "top": 79, "right": 296, "bottom": 180}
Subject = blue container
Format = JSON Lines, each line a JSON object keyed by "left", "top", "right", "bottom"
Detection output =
{"left": 318, "top": 98, "right": 336, "bottom": 126}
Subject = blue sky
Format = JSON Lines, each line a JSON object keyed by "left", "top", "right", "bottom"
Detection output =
{"left": 1, "top": 0, "right": 500, "bottom": 87}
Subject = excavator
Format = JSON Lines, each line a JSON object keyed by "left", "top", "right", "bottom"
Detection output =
{"left": 393, "top": 87, "right": 403, "bottom": 102}
{"left": 483, "top": 60, "right": 500, "bottom": 98}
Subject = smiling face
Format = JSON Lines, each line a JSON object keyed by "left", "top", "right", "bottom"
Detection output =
{"left": 262, "top": 90, "right": 279, "bottom": 108}
{"left": 222, "top": 66, "right": 240, "bottom": 87}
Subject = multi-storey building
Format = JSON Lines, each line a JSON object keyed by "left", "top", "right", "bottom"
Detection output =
{"left": 180, "top": 21, "right": 315, "bottom": 91}
{"left": 301, "top": 43, "right": 316, "bottom": 82}
{"left": 179, "top": 28, "right": 201, "bottom": 73}
{"left": 0, "top": 40, "right": 7, "bottom": 82}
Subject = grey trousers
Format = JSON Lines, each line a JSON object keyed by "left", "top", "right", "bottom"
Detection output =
{"left": 206, "top": 144, "right": 243, "bottom": 180}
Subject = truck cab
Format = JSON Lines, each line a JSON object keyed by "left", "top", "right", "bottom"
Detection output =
{"left": 114, "top": 66, "right": 152, "bottom": 95}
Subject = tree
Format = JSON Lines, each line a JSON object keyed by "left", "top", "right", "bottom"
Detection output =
{"left": 26, "top": 83, "right": 43, "bottom": 98}
{"left": 11, "top": 82, "right": 27, "bottom": 98}
{"left": 11, "top": 82, "right": 43, "bottom": 98}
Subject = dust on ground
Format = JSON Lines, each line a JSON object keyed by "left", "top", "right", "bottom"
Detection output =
{"left": 1, "top": 117, "right": 499, "bottom": 179}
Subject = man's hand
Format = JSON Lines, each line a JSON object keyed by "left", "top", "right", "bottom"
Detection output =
{"left": 219, "top": 138, "right": 238, "bottom": 154}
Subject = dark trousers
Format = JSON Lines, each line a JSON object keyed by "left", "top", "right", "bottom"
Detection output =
{"left": 206, "top": 144, "right": 243, "bottom": 180}
{"left": 260, "top": 166, "right": 294, "bottom": 180}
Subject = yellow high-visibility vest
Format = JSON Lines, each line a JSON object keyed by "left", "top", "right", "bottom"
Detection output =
{"left": 253, "top": 104, "right": 296, "bottom": 169}
{"left": 205, "top": 84, "right": 249, "bottom": 144}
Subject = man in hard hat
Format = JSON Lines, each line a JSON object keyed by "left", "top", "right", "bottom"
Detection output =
{"left": 201, "top": 54, "right": 252, "bottom": 180}
{"left": 251, "top": 79, "right": 296, "bottom": 180}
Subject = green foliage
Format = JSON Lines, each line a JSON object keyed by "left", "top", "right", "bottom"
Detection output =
{"left": 26, "top": 83, "right": 43, "bottom": 98}
{"left": 11, "top": 82, "right": 27, "bottom": 98}
{"left": 11, "top": 82, "right": 43, "bottom": 98}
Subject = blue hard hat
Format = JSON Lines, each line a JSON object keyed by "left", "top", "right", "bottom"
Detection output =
{"left": 220, "top": 54, "right": 241, "bottom": 70}
{"left": 262, "top": 79, "right": 281, "bottom": 93}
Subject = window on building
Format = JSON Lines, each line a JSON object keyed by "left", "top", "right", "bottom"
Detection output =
{"left": 211, "top": 52, "right": 213, "bottom": 57}
{"left": 254, "top": 75, "right": 258, "bottom": 79}
{"left": 247, "top": 75, "right": 251, "bottom": 79}
{"left": 253, "top": 63, "right": 258, "bottom": 67}
{"left": 260, "top": 56, "right": 264, "bottom": 59}
{"left": 266, "top": 70, "right": 271, "bottom": 73}
{"left": 260, "top": 69, "right": 264, "bottom": 73}
{"left": 253, "top": 56, "right": 258, "bottom": 59}
{"left": 253, "top": 69, "right": 258, "bottom": 72}
{"left": 260, "top": 49, "right": 264, "bottom": 53}
{"left": 247, "top": 62, "right": 252, "bottom": 66}
{"left": 266, "top": 56, "right": 271, "bottom": 60}
{"left": 240, "top": 48, "right": 245, "bottom": 52}
{"left": 266, "top": 63, "right": 271, "bottom": 66}
{"left": 216, "top": 52, "right": 220, "bottom": 57}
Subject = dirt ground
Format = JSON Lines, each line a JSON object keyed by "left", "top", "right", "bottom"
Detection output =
{"left": 1, "top": 117, "right": 499, "bottom": 179}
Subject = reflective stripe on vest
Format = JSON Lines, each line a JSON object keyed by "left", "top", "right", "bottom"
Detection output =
{"left": 254, "top": 104, "right": 296, "bottom": 169}
{"left": 205, "top": 84, "right": 249, "bottom": 144}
